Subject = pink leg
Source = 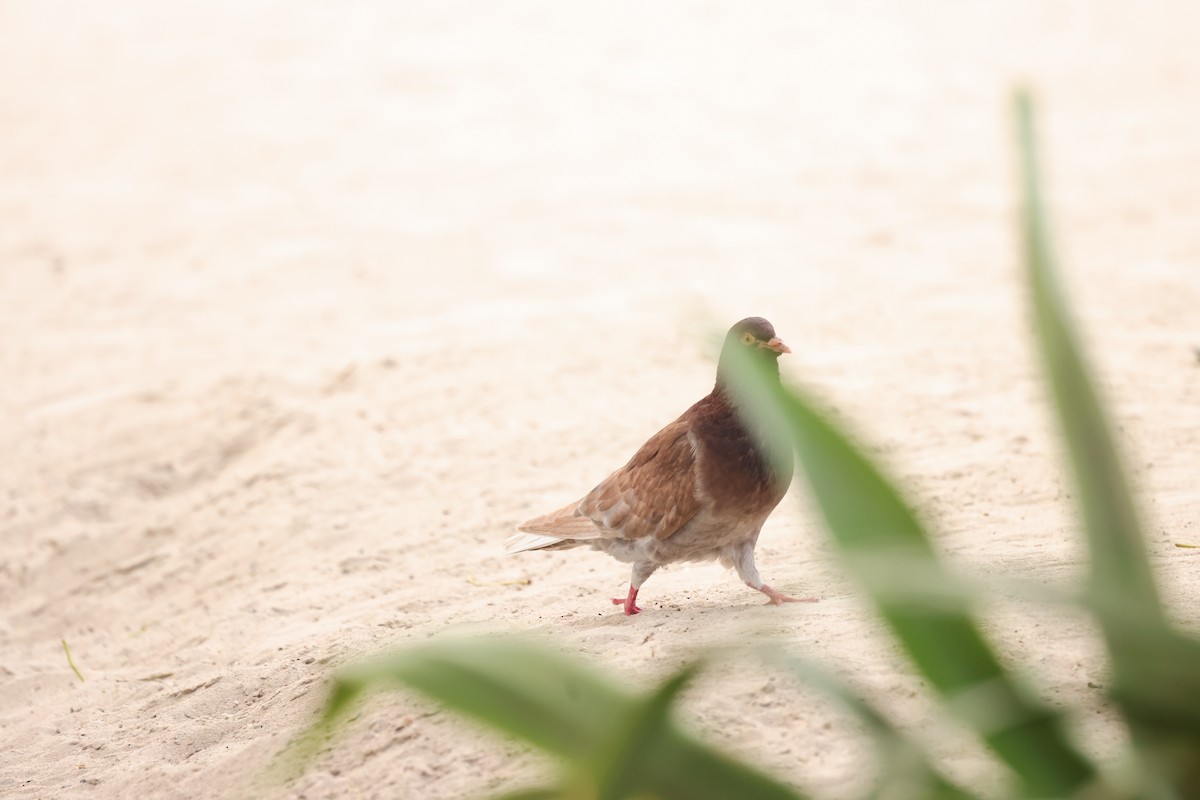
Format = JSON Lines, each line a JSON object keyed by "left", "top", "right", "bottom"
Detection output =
{"left": 754, "top": 583, "right": 819, "bottom": 606}
{"left": 611, "top": 585, "right": 642, "bottom": 615}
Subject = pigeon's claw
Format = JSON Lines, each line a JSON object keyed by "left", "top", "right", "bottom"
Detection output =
{"left": 756, "top": 583, "right": 819, "bottom": 605}
{"left": 612, "top": 587, "right": 642, "bottom": 615}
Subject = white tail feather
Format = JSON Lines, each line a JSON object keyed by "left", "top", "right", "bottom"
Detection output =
{"left": 504, "top": 532, "right": 565, "bottom": 555}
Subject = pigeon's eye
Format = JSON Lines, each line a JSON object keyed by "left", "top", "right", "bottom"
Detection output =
{"left": 741, "top": 332, "right": 755, "bottom": 345}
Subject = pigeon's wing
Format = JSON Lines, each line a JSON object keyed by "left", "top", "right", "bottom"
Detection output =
{"left": 581, "top": 419, "right": 703, "bottom": 541}
{"left": 518, "top": 418, "right": 702, "bottom": 544}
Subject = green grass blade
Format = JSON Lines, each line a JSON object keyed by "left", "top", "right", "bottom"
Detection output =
{"left": 62, "top": 639, "right": 85, "bottom": 682}
{"left": 724, "top": 352, "right": 1101, "bottom": 797}
{"left": 1014, "top": 88, "right": 1165, "bottom": 627}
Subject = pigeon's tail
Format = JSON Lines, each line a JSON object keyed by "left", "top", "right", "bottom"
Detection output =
{"left": 507, "top": 501, "right": 602, "bottom": 554}
{"left": 504, "top": 532, "right": 569, "bottom": 555}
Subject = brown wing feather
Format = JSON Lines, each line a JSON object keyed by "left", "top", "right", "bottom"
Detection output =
{"left": 518, "top": 418, "right": 703, "bottom": 543}
{"left": 576, "top": 419, "right": 701, "bottom": 541}
{"left": 517, "top": 496, "right": 603, "bottom": 538}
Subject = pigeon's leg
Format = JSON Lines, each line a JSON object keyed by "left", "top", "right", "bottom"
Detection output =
{"left": 612, "top": 560, "right": 657, "bottom": 615}
{"left": 727, "top": 541, "right": 818, "bottom": 605}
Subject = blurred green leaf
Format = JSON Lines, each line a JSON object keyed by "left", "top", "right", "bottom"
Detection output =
{"left": 1015, "top": 88, "right": 1200, "bottom": 797}
{"left": 1014, "top": 88, "right": 1164, "bottom": 631}
{"left": 764, "top": 648, "right": 980, "bottom": 800}
{"left": 591, "top": 658, "right": 806, "bottom": 800}
{"left": 491, "top": 790, "right": 563, "bottom": 800}
{"left": 309, "top": 636, "right": 808, "bottom": 800}
{"left": 635, "top": 728, "right": 808, "bottom": 800}
{"left": 724, "top": 352, "right": 1100, "bottom": 797}
{"left": 587, "top": 664, "right": 697, "bottom": 800}
{"left": 324, "top": 636, "right": 626, "bottom": 759}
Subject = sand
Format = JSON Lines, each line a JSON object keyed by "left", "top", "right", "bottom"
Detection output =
{"left": 2, "top": 2, "right": 1199, "bottom": 797}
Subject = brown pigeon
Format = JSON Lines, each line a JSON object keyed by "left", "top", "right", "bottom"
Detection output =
{"left": 507, "top": 317, "right": 816, "bottom": 615}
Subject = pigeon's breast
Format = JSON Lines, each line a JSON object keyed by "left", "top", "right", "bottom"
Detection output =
{"left": 690, "top": 408, "right": 792, "bottom": 517}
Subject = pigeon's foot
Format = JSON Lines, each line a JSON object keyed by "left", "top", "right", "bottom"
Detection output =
{"left": 755, "top": 583, "right": 819, "bottom": 605}
{"left": 611, "top": 586, "right": 642, "bottom": 615}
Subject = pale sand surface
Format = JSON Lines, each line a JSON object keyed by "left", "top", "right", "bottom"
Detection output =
{"left": 2, "top": 2, "right": 1199, "bottom": 798}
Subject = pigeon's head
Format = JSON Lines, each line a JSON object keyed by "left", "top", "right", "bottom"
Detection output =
{"left": 715, "top": 317, "right": 790, "bottom": 389}
{"left": 724, "top": 317, "right": 790, "bottom": 359}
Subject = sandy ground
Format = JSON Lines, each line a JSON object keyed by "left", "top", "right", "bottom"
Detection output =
{"left": 2, "top": 2, "right": 1199, "bottom": 798}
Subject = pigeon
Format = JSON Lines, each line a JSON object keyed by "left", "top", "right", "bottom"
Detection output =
{"left": 507, "top": 317, "right": 816, "bottom": 615}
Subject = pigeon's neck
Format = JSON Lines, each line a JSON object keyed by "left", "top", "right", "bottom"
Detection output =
{"left": 713, "top": 355, "right": 780, "bottom": 403}
{"left": 710, "top": 354, "right": 792, "bottom": 480}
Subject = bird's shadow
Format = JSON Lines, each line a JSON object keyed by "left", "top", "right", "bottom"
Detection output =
{"left": 546, "top": 593, "right": 820, "bottom": 635}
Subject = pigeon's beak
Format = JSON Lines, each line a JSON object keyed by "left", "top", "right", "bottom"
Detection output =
{"left": 762, "top": 337, "right": 791, "bottom": 355}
